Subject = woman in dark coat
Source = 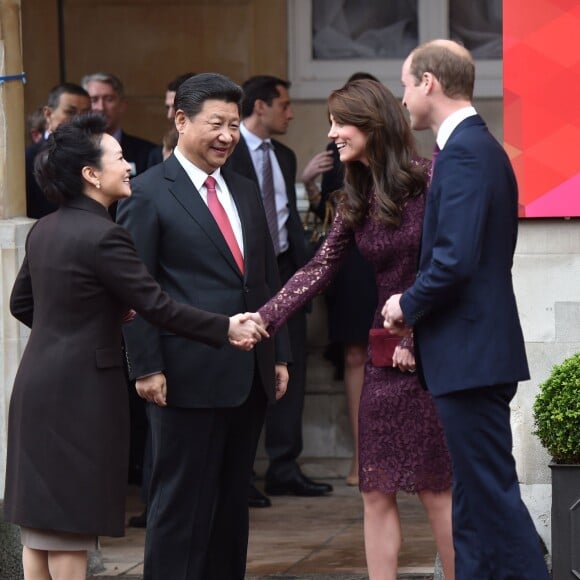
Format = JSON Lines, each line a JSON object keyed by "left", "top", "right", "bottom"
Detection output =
{"left": 3, "top": 113, "right": 264, "bottom": 580}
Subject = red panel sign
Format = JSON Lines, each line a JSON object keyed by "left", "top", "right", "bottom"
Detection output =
{"left": 504, "top": 1, "right": 580, "bottom": 217}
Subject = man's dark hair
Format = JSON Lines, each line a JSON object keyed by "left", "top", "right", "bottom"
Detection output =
{"left": 46, "top": 83, "right": 90, "bottom": 109}
{"left": 34, "top": 112, "right": 106, "bottom": 204}
{"left": 240, "top": 75, "right": 290, "bottom": 119}
{"left": 174, "top": 73, "right": 242, "bottom": 118}
{"left": 167, "top": 73, "right": 197, "bottom": 92}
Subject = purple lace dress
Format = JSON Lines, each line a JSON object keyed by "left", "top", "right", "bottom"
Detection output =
{"left": 259, "top": 183, "right": 452, "bottom": 494}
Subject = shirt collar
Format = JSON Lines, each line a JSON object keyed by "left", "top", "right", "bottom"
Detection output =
{"left": 240, "top": 122, "right": 271, "bottom": 151}
{"left": 174, "top": 146, "right": 222, "bottom": 191}
{"left": 436, "top": 106, "right": 477, "bottom": 149}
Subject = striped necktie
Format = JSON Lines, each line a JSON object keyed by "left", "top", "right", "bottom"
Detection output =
{"left": 259, "top": 141, "right": 280, "bottom": 255}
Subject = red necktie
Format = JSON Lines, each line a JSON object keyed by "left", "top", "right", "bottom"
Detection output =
{"left": 205, "top": 176, "right": 244, "bottom": 274}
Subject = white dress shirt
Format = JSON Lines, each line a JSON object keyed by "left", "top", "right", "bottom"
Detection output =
{"left": 240, "top": 123, "right": 290, "bottom": 254}
{"left": 436, "top": 106, "right": 477, "bottom": 150}
{"left": 174, "top": 146, "right": 244, "bottom": 254}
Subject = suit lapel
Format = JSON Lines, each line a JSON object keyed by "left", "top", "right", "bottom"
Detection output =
{"left": 222, "top": 168, "right": 252, "bottom": 274}
{"left": 164, "top": 156, "right": 243, "bottom": 279}
{"left": 233, "top": 137, "right": 259, "bottom": 183}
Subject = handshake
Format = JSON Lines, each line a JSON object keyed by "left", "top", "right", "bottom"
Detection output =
{"left": 228, "top": 312, "right": 268, "bottom": 350}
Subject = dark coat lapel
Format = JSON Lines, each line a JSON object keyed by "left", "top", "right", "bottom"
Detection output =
{"left": 163, "top": 155, "right": 243, "bottom": 278}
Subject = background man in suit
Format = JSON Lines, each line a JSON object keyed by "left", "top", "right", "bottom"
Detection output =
{"left": 117, "top": 72, "right": 291, "bottom": 580}
{"left": 226, "top": 75, "right": 333, "bottom": 506}
{"left": 147, "top": 72, "right": 197, "bottom": 168}
{"left": 25, "top": 82, "right": 91, "bottom": 218}
{"left": 26, "top": 107, "right": 46, "bottom": 145}
{"left": 81, "top": 72, "right": 156, "bottom": 178}
{"left": 383, "top": 40, "right": 549, "bottom": 579}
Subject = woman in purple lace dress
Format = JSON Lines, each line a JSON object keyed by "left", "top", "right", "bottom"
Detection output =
{"left": 256, "top": 80, "right": 454, "bottom": 579}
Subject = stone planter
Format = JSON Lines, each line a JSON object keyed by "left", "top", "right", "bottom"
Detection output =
{"left": 550, "top": 463, "right": 580, "bottom": 579}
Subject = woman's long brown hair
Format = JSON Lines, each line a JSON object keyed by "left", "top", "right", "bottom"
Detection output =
{"left": 328, "top": 80, "right": 426, "bottom": 229}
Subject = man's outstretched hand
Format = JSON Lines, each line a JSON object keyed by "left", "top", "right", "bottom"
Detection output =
{"left": 228, "top": 313, "right": 269, "bottom": 350}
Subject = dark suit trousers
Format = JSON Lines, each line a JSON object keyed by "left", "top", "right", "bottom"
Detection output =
{"left": 434, "top": 384, "right": 549, "bottom": 580}
{"left": 264, "top": 250, "right": 307, "bottom": 479}
{"left": 143, "top": 376, "right": 267, "bottom": 580}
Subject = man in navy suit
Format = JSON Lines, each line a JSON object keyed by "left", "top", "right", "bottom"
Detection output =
{"left": 117, "top": 73, "right": 290, "bottom": 580}
{"left": 383, "top": 40, "right": 549, "bottom": 579}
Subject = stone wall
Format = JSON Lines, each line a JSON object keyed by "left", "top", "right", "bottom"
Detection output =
{"left": 0, "top": 218, "right": 34, "bottom": 500}
{"left": 512, "top": 220, "right": 580, "bottom": 551}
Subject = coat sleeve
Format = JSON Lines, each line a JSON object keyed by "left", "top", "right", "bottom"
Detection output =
{"left": 9, "top": 223, "right": 40, "bottom": 328}
{"left": 10, "top": 253, "right": 34, "bottom": 328}
{"left": 115, "top": 186, "right": 167, "bottom": 378}
{"left": 95, "top": 223, "right": 229, "bottom": 351}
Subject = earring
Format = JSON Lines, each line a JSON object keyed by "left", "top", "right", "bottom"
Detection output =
{"left": 96, "top": 181, "right": 101, "bottom": 189}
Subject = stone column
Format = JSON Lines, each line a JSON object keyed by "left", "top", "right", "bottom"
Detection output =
{"left": 0, "top": 219, "right": 32, "bottom": 580}
{"left": 0, "top": 2, "right": 34, "bottom": 576}
{"left": 1, "top": 0, "right": 26, "bottom": 219}
{"left": 1, "top": 0, "right": 32, "bottom": 497}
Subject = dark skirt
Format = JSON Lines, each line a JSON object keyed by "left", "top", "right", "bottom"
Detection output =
{"left": 326, "top": 245, "right": 377, "bottom": 344}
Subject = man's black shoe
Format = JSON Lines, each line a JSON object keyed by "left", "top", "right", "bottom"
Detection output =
{"left": 127, "top": 509, "right": 147, "bottom": 528}
{"left": 248, "top": 484, "right": 271, "bottom": 508}
{"left": 265, "top": 472, "right": 333, "bottom": 497}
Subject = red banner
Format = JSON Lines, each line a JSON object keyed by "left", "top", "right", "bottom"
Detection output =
{"left": 504, "top": 1, "right": 580, "bottom": 217}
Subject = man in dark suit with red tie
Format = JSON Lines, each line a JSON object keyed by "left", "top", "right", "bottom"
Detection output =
{"left": 384, "top": 40, "right": 549, "bottom": 579}
{"left": 226, "top": 75, "right": 333, "bottom": 506}
{"left": 116, "top": 73, "right": 291, "bottom": 580}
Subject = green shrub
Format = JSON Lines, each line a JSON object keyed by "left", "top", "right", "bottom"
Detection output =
{"left": 533, "top": 352, "right": 580, "bottom": 464}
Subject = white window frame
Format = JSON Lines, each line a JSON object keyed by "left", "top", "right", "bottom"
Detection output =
{"left": 288, "top": 0, "right": 502, "bottom": 99}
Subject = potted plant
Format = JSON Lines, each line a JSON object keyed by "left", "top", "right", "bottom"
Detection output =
{"left": 533, "top": 351, "right": 580, "bottom": 579}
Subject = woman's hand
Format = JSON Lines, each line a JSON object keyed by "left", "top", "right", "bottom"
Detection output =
{"left": 392, "top": 345, "right": 416, "bottom": 373}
